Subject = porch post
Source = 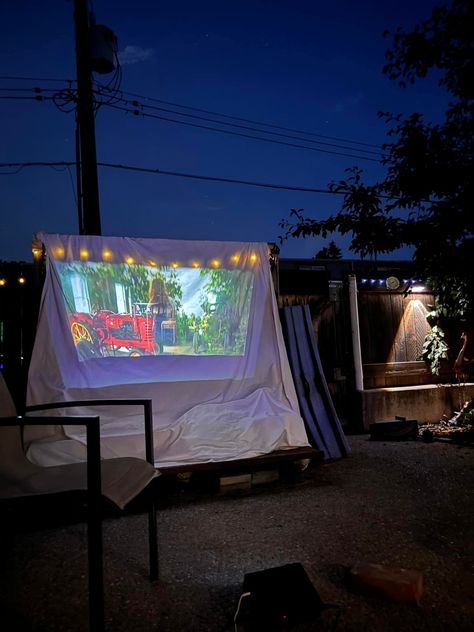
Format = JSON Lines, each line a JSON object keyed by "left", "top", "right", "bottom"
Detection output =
{"left": 348, "top": 274, "right": 364, "bottom": 391}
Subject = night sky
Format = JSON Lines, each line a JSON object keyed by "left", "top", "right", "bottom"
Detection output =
{"left": 1, "top": 0, "right": 447, "bottom": 262}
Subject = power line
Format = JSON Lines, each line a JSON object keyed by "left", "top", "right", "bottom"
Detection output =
{"left": 103, "top": 102, "right": 381, "bottom": 162}
{"left": 0, "top": 87, "right": 58, "bottom": 92}
{"left": 0, "top": 75, "right": 75, "bottom": 83}
{"left": 0, "top": 160, "right": 346, "bottom": 194}
{"left": 1, "top": 84, "right": 382, "bottom": 159}
{"left": 0, "top": 95, "right": 54, "bottom": 101}
{"left": 96, "top": 82, "right": 382, "bottom": 150}
{"left": 2, "top": 160, "right": 417, "bottom": 201}
{"left": 100, "top": 92, "right": 382, "bottom": 157}
{"left": 0, "top": 85, "right": 381, "bottom": 161}
{"left": 0, "top": 75, "right": 383, "bottom": 151}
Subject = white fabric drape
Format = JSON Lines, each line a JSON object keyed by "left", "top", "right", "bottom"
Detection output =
{"left": 26, "top": 233, "right": 309, "bottom": 467}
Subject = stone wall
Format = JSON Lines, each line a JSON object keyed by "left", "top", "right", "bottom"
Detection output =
{"left": 361, "top": 383, "right": 474, "bottom": 428}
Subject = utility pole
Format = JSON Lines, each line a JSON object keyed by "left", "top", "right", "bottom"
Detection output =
{"left": 74, "top": 0, "right": 101, "bottom": 235}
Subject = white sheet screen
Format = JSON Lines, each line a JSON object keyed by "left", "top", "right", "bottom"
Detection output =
{"left": 57, "top": 261, "right": 254, "bottom": 361}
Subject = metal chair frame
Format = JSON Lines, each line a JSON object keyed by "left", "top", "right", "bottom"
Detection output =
{"left": 1, "top": 398, "right": 158, "bottom": 632}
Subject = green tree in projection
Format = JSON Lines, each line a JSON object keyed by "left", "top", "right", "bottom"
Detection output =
{"left": 199, "top": 268, "right": 253, "bottom": 354}
{"left": 176, "top": 312, "right": 193, "bottom": 345}
{"left": 62, "top": 262, "right": 159, "bottom": 314}
{"left": 113, "top": 264, "right": 150, "bottom": 307}
{"left": 60, "top": 262, "right": 117, "bottom": 313}
{"left": 148, "top": 269, "right": 183, "bottom": 307}
{"left": 86, "top": 263, "right": 117, "bottom": 311}
{"left": 163, "top": 268, "right": 183, "bottom": 311}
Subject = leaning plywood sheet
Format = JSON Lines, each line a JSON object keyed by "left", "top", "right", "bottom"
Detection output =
{"left": 301, "top": 305, "right": 349, "bottom": 456}
{"left": 26, "top": 234, "right": 310, "bottom": 467}
{"left": 281, "top": 307, "right": 329, "bottom": 457}
{"left": 281, "top": 306, "right": 349, "bottom": 459}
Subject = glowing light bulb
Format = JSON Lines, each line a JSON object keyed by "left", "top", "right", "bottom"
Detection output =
{"left": 125, "top": 256, "right": 134, "bottom": 265}
{"left": 171, "top": 262, "right": 179, "bottom": 268}
{"left": 80, "top": 249, "right": 88, "bottom": 259}
{"left": 250, "top": 253, "right": 258, "bottom": 263}
{"left": 231, "top": 254, "right": 240, "bottom": 263}
{"left": 192, "top": 261, "right": 200, "bottom": 268}
{"left": 31, "top": 247, "right": 42, "bottom": 259}
{"left": 102, "top": 250, "right": 112, "bottom": 260}
{"left": 149, "top": 260, "right": 157, "bottom": 267}
{"left": 0, "top": 278, "right": 6, "bottom": 286}
{"left": 18, "top": 276, "right": 26, "bottom": 285}
{"left": 211, "top": 259, "right": 220, "bottom": 268}
{"left": 55, "top": 247, "right": 65, "bottom": 258}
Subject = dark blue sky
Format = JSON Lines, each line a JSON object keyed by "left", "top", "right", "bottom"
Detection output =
{"left": 1, "top": 0, "right": 447, "bottom": 262}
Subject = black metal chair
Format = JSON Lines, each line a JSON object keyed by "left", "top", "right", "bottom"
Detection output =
{"left": 0, "top": 374, "right": 158, "bottom": 631}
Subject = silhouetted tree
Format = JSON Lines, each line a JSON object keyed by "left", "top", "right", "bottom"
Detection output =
{"left": 280, "top": 0, "right": 474, "bottom": 370}
{"left": 314, "top": 240, "right": 342, "bottom": 259}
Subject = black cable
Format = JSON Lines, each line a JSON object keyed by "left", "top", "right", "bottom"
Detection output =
{"left": 2, "top": 74, "right": 382, "bottom": 151}
{"left": 103, "top": 102, "right": 381, "bottom": 162}
{"left": 95, "top": 81, "right": 381, "bottom": 150}
{"left": 7, "top": 85, "right": 379, "bottom": 158}
{"left": 101, "top": 93, "right": 383, "bottom": 157}
{"left": 0, "top": 75, "right": 76, "bottom": 83}
{"left": 0, "top": 159, "right": 417, "bottom": 201}
{"left": 0, "top": 165, "right": 25, "bottom": 175}
{"left": 0, "top": 87, "right": 57, "bottom": 92}
{"left": 0, "top": 95, "right": 53, "bottom": 101}
{"left": 0, "top": 160, "right": 344, "bottom": 194}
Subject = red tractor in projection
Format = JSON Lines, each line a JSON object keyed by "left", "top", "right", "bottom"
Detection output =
{"left": 69, "top": 303, "right": 156, "bottom": 358}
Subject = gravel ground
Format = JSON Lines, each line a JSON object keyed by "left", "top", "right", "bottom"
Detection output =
{"left": 1, "top": 434, "right": 473, "bottom": 631}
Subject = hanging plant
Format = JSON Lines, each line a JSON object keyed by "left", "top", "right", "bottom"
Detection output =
{"left": 419, "top": 325, "right": 449, "bottom": 375}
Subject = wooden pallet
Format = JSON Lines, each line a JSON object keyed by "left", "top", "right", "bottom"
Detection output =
{"left": 157, "top": 446, "right": 323, "bottom": 476}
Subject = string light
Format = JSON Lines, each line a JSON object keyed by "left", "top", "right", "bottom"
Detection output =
{"left": 45, "top": 249, "right": 268, "bottom": 271}
{"left": 0, "top": 279, "right": 6, "bottom": 286}
{"left": 18, "top": 276, "right": 26, "bottom": 285}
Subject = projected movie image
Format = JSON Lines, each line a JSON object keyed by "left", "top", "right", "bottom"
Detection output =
{"left": 57, "top": 261, "right": 254, "bottom": 360}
